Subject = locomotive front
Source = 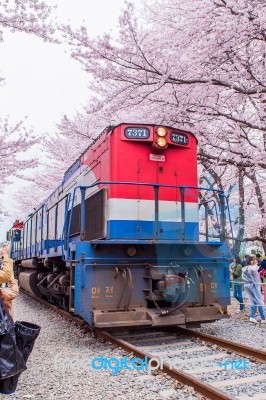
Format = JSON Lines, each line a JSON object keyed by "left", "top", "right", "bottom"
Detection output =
{"left": 10, "top": 123, "right": 232, "bottom": 328}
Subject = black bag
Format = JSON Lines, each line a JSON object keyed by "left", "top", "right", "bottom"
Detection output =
{"left": 0, "top": 321, "right": 41, "bottom": 394}
{"left": 0, "top": 300, "right": 26, "bottom": 380}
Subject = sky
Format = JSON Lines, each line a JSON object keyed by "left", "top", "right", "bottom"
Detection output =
{"left": 0, "top": 0, "right": 128, "bottom": 132}
{"left": 0, "top": 0, "right": 138, "bottom": 241}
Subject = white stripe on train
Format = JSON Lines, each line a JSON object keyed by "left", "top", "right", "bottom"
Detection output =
{"left": 107, "top": 199, "right": 199, "bottom": 223}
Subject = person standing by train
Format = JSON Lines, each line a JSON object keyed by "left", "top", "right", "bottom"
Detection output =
{"left": 231, "top": 256, "right": 244, "bottom": 312}
{"left": 258, "top": 255, "right": 266, "bottom": 294}
{"left": 242, "top": 259, "right": 266, "bottom": 324}
{"left": 0, "top": 279, "right": 19, "bottom": 318}
{"left": 0, "top": 244, "right": 13, "bottom": 283}
{"left": 256, "top": 253, "right": 262, "bottom": 267}
{"left": 0, "top": 244, "right": 18, "bottom": 318}
{"left": 259, "top": 255, "right": 266, "bottom": 272}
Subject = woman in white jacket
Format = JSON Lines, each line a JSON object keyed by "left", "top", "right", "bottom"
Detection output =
{"left": 242, "top": 259, "right": 266, "bottom": 324}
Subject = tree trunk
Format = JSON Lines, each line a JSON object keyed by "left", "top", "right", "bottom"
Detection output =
{"left": 234, "top": 169, "right": 245, "bottom": 257}
{"left": 260, "top": 227, "right": 266, "bottom": 253}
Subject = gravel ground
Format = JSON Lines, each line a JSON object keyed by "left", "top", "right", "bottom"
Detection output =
{"left": 192, "top": 295, "right": 266, "bottom": 350}
{"left": 1, "top": 292, "right": 265, "bottom": 399}
{"left": 0, "top": 294, "right": 199, "bottom": 400}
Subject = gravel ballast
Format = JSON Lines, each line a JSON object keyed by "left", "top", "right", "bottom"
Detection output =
{"left": 2, "top": 294, "right": 199, "bottom": 400}
{"left": 2, "top": 293, "right": 266, "bottom": 399}
{"left": 192, "top": 296, "right": 266, "bottom": 351}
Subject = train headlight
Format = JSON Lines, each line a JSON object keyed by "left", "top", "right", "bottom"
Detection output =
{"left": 157, "top": 137, "right": 167, "bottom": 148}
{"left": 184, "top": 246, "right": 192, "bottom": 256}
{"left": 127, "top": 246, "right": 137, "bottom": 257}
{"left": 157, "top": 126, "right": 167, "bottom": 137}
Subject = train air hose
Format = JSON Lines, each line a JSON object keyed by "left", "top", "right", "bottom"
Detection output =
{"left": 116, "top": 267, "right": 133, "bottom": 311}
{"left": 155, "top": 277, "right": 192, "bottom": 317}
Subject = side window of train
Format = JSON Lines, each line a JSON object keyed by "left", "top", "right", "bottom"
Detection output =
{"left": 13, "top": 229, "right": 21, "bottom": 242}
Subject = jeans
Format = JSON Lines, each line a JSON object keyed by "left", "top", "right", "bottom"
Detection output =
{"left": 245, "top": 284, "right": 265, "bottom": 319}
{"left": 233, "top": 283, "right": 244, "bottom": 311}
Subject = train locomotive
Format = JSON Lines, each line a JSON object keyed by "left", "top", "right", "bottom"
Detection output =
{"left": 9, "top": 123, "right": 232, "bottom": 328}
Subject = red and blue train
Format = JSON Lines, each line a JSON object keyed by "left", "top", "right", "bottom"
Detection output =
{"left": 9, "top": 123, "right": 232, "bottom": 328}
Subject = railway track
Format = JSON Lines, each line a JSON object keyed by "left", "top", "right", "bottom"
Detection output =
{"left": 99, "top": 328, "right": 266, "bottom": 400}
{"left": 21, "top": 290, "right": 266, "bottom": 400}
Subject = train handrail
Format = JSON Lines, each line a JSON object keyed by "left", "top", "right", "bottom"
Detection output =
{"left": 199, "top": 199, "right": 221, "bottom": 241}
{"left": 62, "top": 181, "right": 233, "bottom": 260}
{"left": 61, "top": 193, "right": 71, "bottom": 261}
{"left": 225, "top": 195, "right": 235, "bottom": 256}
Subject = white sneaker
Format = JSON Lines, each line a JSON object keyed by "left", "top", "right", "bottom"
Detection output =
{"left": 250, "top": 317, "right": 259, "bottom": 323}
{"left": 260, "top": 319, "right": 266, "bottom": 324}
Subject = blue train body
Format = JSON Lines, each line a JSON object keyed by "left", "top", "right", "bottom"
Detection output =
{"left": 9, "top": 124, "right": 232, "bottom": 328}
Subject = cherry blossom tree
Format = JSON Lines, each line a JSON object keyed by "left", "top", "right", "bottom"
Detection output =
{"left": 60, "top": 0, "right": 266, "bottom": 252}
{"left": 14, "top": 116, "right": 92, "bottom": 217}
{"left": 0, "top": 0, "right": 57, "bottom": 220}
{"left": 0, "top": 119, "right": 38, "bottom": 220}
{"left": 0, "top": 0, "right": 55, "bottom": 44}
{"left": 0, "top": 119, "right": 38, "bottom": 183}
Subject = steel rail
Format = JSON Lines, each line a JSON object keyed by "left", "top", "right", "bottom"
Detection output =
{"left": 20, "top": 290, "right": 265, "bottom": 399}
{"left": 20, "top": 291, "right": 233, "bottom": 399}
{"left": 171, "top": 326, "right": 266, "bottom": 363}
{"left": 96, "top": 329, "right": 234, "bottom": 400}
